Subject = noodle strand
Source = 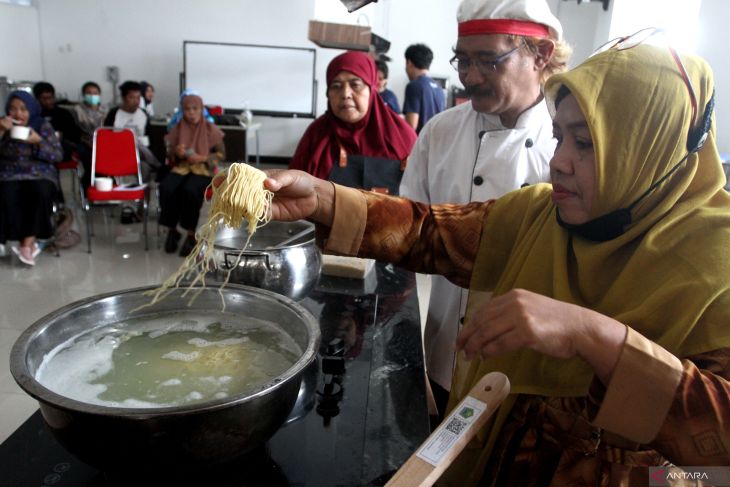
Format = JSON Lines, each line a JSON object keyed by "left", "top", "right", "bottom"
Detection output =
{"left": 141, "top": 163, "right": 273, "bottom": 311}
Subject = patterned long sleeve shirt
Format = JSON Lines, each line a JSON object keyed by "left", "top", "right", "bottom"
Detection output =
{"left": 319, "top": 184, "right": 730, "bottom": 486}
{"left": 0, "top": 121, "right": 63, "bottom": 185}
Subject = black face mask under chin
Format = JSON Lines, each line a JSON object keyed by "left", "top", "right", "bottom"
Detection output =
{"left": 555, "top": 133, "right": 704, "bottom": 242}
{"left": 556, "top": 208, "right": 632, "bottom": 242}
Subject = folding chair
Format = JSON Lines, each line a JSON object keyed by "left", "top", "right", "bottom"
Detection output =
{"left": 83, "top": 127, "right": 149, "bottom": 253}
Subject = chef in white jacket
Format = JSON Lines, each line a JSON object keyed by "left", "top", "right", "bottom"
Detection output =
{"left": 400, "top": 0, "right": 572, "bottom": 416}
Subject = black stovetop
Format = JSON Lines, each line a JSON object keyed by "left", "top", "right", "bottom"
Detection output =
{"left": 0, "top": 264, "right": 429, "bottom": 487}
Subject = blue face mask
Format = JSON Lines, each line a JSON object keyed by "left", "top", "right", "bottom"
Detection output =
{"left": 84, "top": 94, "right": 101, "bottom": 106}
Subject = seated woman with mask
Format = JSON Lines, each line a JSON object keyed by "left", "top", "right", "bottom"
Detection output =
{"left": 160, "top": 89, "right": 225, "bottom": 257}
{"left": 250, "top": 39, "right": 730, "bottom": 485}
{"left": 0, "top": 91, "right": 63, "bottom": 266}
{"left": 289, "top": 51, "right": 416, "bottom": 195}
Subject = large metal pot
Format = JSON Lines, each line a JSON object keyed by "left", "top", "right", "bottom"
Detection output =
{"left": 208, "top": 220, "right": 321, "bottom": 300}
{"left": 10, "top": 285, "right": 320, "bottom": 471}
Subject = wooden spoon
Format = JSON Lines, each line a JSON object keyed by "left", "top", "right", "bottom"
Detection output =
{"left": 385, "top": 372, "right": 510, "bottom": 487}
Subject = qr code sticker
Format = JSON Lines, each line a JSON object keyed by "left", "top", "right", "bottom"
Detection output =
{"left": 445, "top": 417, "right": 467, "bottom": 435}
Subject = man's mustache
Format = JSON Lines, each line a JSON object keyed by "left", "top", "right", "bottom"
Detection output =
{"left": 464, "top": 86, "right": 492, "bottom": 97}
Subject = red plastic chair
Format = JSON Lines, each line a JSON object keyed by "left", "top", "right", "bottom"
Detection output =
{"left": 206, "top": 105, "right": 223, "bottom": 116}
{"left": 83, "top": 128, "right": 149, "bottom": 253}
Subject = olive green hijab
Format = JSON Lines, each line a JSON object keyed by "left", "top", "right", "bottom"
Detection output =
{"left": 445, "top": 44, "right": 730, "bottom": 485}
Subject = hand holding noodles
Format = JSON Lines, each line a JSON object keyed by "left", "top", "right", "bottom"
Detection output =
{"left": 144, "top": 163, "right": 273, "bottom": 309}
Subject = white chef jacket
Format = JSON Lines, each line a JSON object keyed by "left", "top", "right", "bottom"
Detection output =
{"left": 399, "top": 100, "right": 555, "bottom": 390}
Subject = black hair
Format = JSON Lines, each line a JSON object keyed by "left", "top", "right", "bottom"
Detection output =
{"left": 33, "top": 81, "right": 55, "bottom": 98}
{"left": 375, "top": 60, "right": 389, "bottom": 78}
{"left": 119, "top": 80, "right": 142, "bottom": 97}
{"left": 81, "top": 81, "right": 101, "bottom": 94}
{"left": 405, "top": 44, "right": 434, "bottom": 70}
{"left": 139, "top": 81, "right": 154, "bottom": 102}
{"left": 555, "top": 85, "right": 571, "bottom": 108}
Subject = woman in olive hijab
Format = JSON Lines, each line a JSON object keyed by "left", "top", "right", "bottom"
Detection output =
{"left": 220, "top": 37, "right": 730, "bottom": 485}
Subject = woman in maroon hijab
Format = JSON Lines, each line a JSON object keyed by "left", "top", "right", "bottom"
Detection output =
{"left": 289, "top": 51, "right": 416, "bottom": 194}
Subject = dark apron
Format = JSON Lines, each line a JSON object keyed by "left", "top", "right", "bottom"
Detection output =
{"left": 328, "top": 154, "right": 405, "bottom": 195}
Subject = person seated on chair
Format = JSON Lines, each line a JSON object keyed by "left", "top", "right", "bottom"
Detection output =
{"left": 288, "top": 51, "right": 416, "bottom": 195}
{"left": 0, "top": 91, "right": 63, "bottom": 266}
{"left": 33, "top": 81, "right": 81, "bottom": 161}
{"left": 232, "top": 40, "right": 730, "bottom": 485}
{"left": 139, "top": 81, "right": 156, "bottom": 117}
{"left": 72, "top": 81, "right": 107, "bottom": 191}
{"left": 160, "top": 89, "right": 225, "bottom": 257}
{"left": 104, "top": 80, "right": 161, "bottom": 182}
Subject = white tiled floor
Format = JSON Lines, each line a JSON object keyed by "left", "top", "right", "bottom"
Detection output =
{"left": 0, "top": 170, "right": 433, "bottom": 444}
{"left": 0, "top": 175, "right": 184, "bottom": 443}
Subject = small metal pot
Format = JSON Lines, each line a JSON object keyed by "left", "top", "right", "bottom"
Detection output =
{"left": 208, "top": 220, "right": 321, "bottom": 300}
{"left": 10, "top": 285, "right": 320, "bottom": 470}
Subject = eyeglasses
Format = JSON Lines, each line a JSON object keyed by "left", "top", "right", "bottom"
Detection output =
{"left": 591, "top": 27, "right": 698, "bottom": 130}
{"left": 449, "top": 43, "right": 523, "bottom": 75}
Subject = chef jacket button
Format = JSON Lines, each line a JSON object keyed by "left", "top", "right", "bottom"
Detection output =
{"left": 473, "top": 176, "right": 484, "bottom": 186}
{"left": 460, "top": 316, "right": 465, "bottom": 324}
{"left": 525, "top": 138, "right": 534, "bottom": 148}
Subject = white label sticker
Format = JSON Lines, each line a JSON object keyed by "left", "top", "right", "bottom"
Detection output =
{"left": 416, "top": 396, "right": 487, "bottom": 466}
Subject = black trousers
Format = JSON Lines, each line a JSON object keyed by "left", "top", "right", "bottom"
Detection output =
{"left": 0, "top": 179, "right": 57, "bottom": 243}
{"left": 158, "top": 172, "right": 211, "bottom": 232}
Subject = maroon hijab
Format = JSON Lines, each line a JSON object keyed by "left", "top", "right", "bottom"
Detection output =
{"left": 289, "top": 51, "right": 416, "bottom": 179}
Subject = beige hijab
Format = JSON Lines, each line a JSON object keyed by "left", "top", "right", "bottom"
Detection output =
{"left": 166, "top": 94, "right": 224, "bottom": 163}
{"left": 445, "top": 44, "right": 730, "bottom": 485}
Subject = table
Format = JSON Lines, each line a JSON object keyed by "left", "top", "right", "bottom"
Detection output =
{"left": 149, "top": 120, "right": 261, "bottom": 165}
{"left": 0, "top": 263, "right": 430, "bottom": 487}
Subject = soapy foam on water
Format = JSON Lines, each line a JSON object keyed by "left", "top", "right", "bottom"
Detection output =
{"left": 161, "top": 350, "right": 201, "bottom": 362}
{"left": 188, "top": 337, "right": 248, "bottom": 347}
{"left": 35, "top": 311, "right": 302, "bottom": 408}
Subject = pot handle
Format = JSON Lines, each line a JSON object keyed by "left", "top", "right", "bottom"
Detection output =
{"left": 223, "top": 251, "right": 271, "bottom": 270}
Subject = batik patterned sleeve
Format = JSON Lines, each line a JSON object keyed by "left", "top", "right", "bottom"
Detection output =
{"left": 321, "top": 184, "right": 494, "bottom": 288}
{"left": 588, "top": 327, "right": 730, "bottom": 465}
{"left": 36, "top": 121, "right": 63, "bottom": 163}
{"left": 650, "top": 349, "right": 730, "bottom": 465}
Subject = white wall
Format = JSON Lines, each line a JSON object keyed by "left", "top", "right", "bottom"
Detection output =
{"left": 697, "top": 0, "right": 729, "bottom": 154}
{"left": 0, "top": 3, "right": 43, "bottom": 81}
{"left": 34, "top": 0, "right": 321, "bottom": 157}
{"left": 549, "top": 0, "right": 613, "bottom": 65}
{"left": 6, "top": 0, "right": 727, "bottom": 157}
{"left": 29, "top": 0, "right": 463, "bottom": 158}
{"left": 312, "top": 0, "right": 461, "bottom": 104}
{"left": 373, "top": 0, "right": 461, "bottom": 104}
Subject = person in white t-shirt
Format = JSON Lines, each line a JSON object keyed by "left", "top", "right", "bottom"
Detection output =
{"left": 103, "top": 80, "right": 160, "bottom": 182}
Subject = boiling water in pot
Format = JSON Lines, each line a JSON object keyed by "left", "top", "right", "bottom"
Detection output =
{"left": 35, "top": 312, "right": 302, "bottom": 408}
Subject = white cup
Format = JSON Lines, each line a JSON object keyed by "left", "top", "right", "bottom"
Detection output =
{"left": 10, "top": 125, "right": 31, "bottom": 140}
{"left": 95, "top": 177, "right": 113, "bottom": 192}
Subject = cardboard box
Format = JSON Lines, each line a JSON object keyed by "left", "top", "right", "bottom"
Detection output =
{"left": 308, "top": 20, "right": 371, "bottom": 51}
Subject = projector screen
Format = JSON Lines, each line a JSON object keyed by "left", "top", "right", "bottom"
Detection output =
{"left": 183, "top": 41, "right": 317, "bottom": 118}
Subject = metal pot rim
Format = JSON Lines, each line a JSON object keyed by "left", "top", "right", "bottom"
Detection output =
{"left": 10, "top": 284, "right": 320, "bottom": 419}
{"left": 212, "top": 220, "right": 316, "bottom": 251}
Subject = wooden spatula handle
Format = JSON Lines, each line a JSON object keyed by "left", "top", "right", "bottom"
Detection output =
{"left": 385, "top": 372, "right": 510, "bottom": 487}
